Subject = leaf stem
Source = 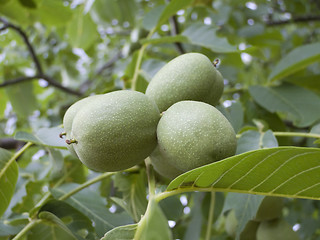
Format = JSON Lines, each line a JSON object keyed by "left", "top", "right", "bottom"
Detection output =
{"left": 12, "top": 219, "right": 42, "bottom": 240}
{"left": 2, "top": 142, "right": 33, "bottom": 178}
{"left": 59, "top": 171, "right": 115, "bottom": 201}
{"left": 131, "top": 28, "right": 156, "bottom": 91}
{"left": 205, "top": 192, "right": 216, "bottom": 240}
{"left": 273, "top": 131, "right": 320, "bottom": 139}
{"left": 236, "top": 131, "right": 320, "bottom": 139}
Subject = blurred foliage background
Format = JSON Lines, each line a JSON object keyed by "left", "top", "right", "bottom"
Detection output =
{"left": 1, "top": 0, "right": 320, "bottom": 239}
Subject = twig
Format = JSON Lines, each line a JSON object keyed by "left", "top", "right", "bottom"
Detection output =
{"left": 79, "top": 51, "right": 123, "bottom": 93}
{"left": 0, "top": 17, "right": 82, "bottom": 96}
{"left": 0, "top": 17, "right": 43, "bottom": 74}
{"left": 169, "top": 15, "right": 185, "bottom": 54}
{"left": 266, "top": 15, "right": 320, "bottom": 26}
{"left": 0, "top": 74, "right": 82, "bottom": 96}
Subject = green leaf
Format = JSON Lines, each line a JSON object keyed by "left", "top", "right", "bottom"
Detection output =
{"left": 15, "top": 126, "right": 67, "bottom": 149}
{"left": 236, "top": 130, "right": 278, "bottom": 154}
{"left": 218, "top": 101, "right": 244, "bottom": 133}
{"left": 48, "top": 149, "right": 64, "bottom": 180}
{"left": 102, "top": 224, "right": 138, "bottom": 240}
{"left": 12, "top": 180, "right": 45, "bottom": 214}
{"left": 4, "top": 82, "right": 38, "bottom": 117}
{"left": 0, "top": 148, "right": 17, "bottom": 218}
{"left": 249, "top": 83, "right": 320, "bottom": 127}
{"left": 33, "top": 0, "right": 73, "bottom": 26}
{"left": 157, "top": 0, "right": 193, "bottom": 28}
{"left": 52, "top": 184, "right": 133, "bottom": 237}
{"left": 167, "top": 147, "right": 320, "bottom": 200}
{"left": 268, "top": 42, "right": 320, "bottom": 82}
{"left": 67, "top": 7, "right": 98, "bottom": 50}
{"left": 39, "top": 199, "right": 95, "bottom": 239}
{"left": 29, "top": 211, "right": 77, "bottom": 240}
{"left": 183, "top": 193, "right": 203, "bottom": 240}
{"left": 223, "top": 193, "right": 263, "bottom": 239}
{"left": 182, "top": 22, "right": 237, "bottom": 53}
{"left": 134, "top": 199, "right": 172, "bottom": 240}
{"left": 142, "top": 5, "right": 165, "bottom": 31}
{"left": 140, "top": 35, "right": 189, "bottom": 46}
{"left": 113, "top": 172, "right": 148, "bottom": 222}
{"left": 284, "top": 74, "right": 320, "bottom": 93}
{"left": 0, "top": 221, "right": 23, "bottom": 236}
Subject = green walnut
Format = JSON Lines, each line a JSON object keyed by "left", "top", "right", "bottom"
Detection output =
{"left": 156, "top": 101, "right": 237, "bottom": 172}
{"left": 257, "top": 219, "right": 300, "bottom": 240}
{"left": 67, "top": 90, "right": 160, "bottom": 172}
{"left": 145, "top": 53, "right": 224, "bottom": 112}
{"left": 254, "top": 196, "right": 283, "bottom": 222}
{"left": 62, "top": 95, "right": 102, "bottom": 157}
{"left": 149, "top": 146, "right": 184, "bottom": 180}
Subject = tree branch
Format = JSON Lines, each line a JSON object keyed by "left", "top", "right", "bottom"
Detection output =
{"left": 0, "top": 17, "right": 43, "bottom": 74}
{"left": 0, "top": 17, "right": 82, "bottom": 96}
{"left": 169, "top": 15, "right": 186, "bottom": 54}
{"left": 266, "top": 15, "right": 320, "bottom": 26}
{"left": 0, "top": 74, "right": 82, "bottom": 96}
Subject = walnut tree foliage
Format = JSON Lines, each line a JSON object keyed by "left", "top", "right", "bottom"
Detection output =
{"left": 0, "top": 0, "right": 320, "bottom": 239}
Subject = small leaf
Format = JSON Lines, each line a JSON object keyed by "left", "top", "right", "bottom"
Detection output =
{"left": 142, "top": 5, "right": 165, "bottom": 30}
{"left": 39, "top": 199, "right": 95, "bottom": 239}
{"left": 102, "top": 224, "right": 138, "bottom": 240}
{"left": 4, "top": 81, "right": 38, "bottom": 117}
{"left": 269, "top": 42, "right": 320, "bottom": 82}
{"left": 67, "top": 8, "right": 98, "bottom": 50}
{"left": 52, "top": 184, "right": 133, "bottom": 237}
{"left": 0, "top": 220, "right": 23, "bottom": 236}
{"left": 15, "top": 126, "right": 67, "bottom": 149}
{"left": 249, "top": 83, "right": 320, "bottom": 127}
{"left": 157, "top": 0, "right": 193, "bottom": 28}
{"left": 223, "top": 193, "right": 263, "bottom": 239}
{"left": 182, "top": 22, "right": 237, "bottom": 53}
{"left": 134, "top": 199, "right": 172, "bottom": 240}
{"left": 29, "top": 211, "right": 77, "bottom": 240}
{"left": 167, "top": 147, "right": 320, "bottom": 200}
{"left": 183, "top": 193, "right": 203, "bottom": 240}
{"left": 0, "top": 148, "right": 17, "bottom": 217}
{"left": 114, "top": 172, "right": 148, "bottom": 222}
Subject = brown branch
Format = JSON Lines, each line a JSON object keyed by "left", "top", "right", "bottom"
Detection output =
{"left": 79, "top": 51, "right": 123, "bottom": 93}
{"left": 0, "top": 74, "right": 82, "bottom": 96}
{"left": 169, "top": 15, "right": 185, "bottom": 54}
{"left": 0, "top": 138, "right": 25, "bottom": 150}
{"left": 0, "top": 17, "right": 43, "bottom": 74}
{"left": 266, "top": 15, "right": 320, "bottom": 26}
{"left": 0, "top": 17, "right": 82, "bottom": 96}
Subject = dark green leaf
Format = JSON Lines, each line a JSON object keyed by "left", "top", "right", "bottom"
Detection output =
{"left": 269, "top": 43, "right": 320, "bottom": 82}
{"left": 0, "top": 148, "right": 17, "bottom": 217}
{"left": 183, "top": 193, "right": 203, "bottom": 240}
{"left": 167, "top": 147, "right": 320, "bottom": 200}
{"left": 249, "top": 83, "right": 320, "bottom": 127}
